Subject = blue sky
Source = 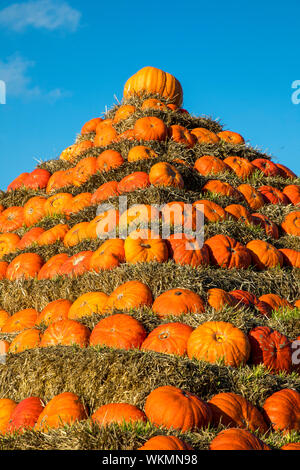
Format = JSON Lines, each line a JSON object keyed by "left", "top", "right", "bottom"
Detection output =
{"left": 0, "top": 0, "right": 299, "bottom": 191}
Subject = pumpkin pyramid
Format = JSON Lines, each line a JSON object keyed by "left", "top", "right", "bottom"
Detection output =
{"left": 0, "top": 66, "right": 299, "bottom": 450}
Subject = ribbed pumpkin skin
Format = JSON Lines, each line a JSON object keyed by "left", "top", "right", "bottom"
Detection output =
{"left": 6, "top": 253, "right": 44, "bottom": 281}
{"left": 141, "top": 322, "right": 193, "bottom": 356}
{"left": 144, "top": 385, "right": 212, "bottom": 432}
{"left": 152, "top": 288, "right": 205, "bottom": 318}
{"left": 279, "top": 248, "right": 300, "bottom": 268}
{"left": 208, "top": 392, "right": 268, "bottom": 433}
{"left": 37, "top": 253, "right": 69, "bottom": 280}
{"left": 149, "top": 162, "right": 184, "bottom": 189}
{"left": 1, "top": 309, "right": 38, "bottom": 333}
{"left": 105, "top": 281, "right": 153, "bottom": 312}
{"left": 0, "top": 399, "right": 17, "bottom": 434}
{"left": 8, "top": 328, "right": 41, "bottom": 354}
{"left": 0, "top": 262, "right": 8, "bottom": 280}
{"left": 35, "top": 392, "right": 87, "bottom": 431}
{"left": 124, "top": 230, "right": 169, "bottom": 264}
{"left": 17, "top": 227, "right": 45, "bottom": 250}
{"left": 92, "top": 403, "right": 146, "bottom": 426}
{"left": 90, "top": 314, "right": 147, "bottom": 350}
{"left": 68, "top": 292, "right": 108, "bottom": 320}
{"left": 210, "top": 428, "right": 270, "bottom": 450}
{"left": 281, "top": 211, "right": 300, "bottom": 236}
{"left": 263, "top": 389, "right": 300, "bottom": 433}
{"left": 123, "top": 66, "right": 183, "bottom": 106}
{"left": 0, "top": 233, "right": 20, "bottom": 258}
{"left": 207, "top": 288, "right": 237, "bottom": 312}
{"left": 204, "top": 235, "right": 252, "bottom": 269}
{"left": 36, "top": 299, "right": 73, "bottom": 326}
{"left": 246, "top": 240, "right": 283, "bottom": 270}
{"left": 187, "top": 321, "right": 250, "bottom": 367}
{"left": 23, "top": 196, "right": 47, "bottom": 227}
{"left": 193, "top": 199, "right": 226, "bottom": 222}
{"left": 139, "top": 435, "right": 193, "bottom": 450}
{"left": 283, "top": 184, "right": 300, "bottom": 205}
{"left": 166, "top": 235, "right": 210, "bottom": 268}
{"left": 281, "top": 442, "right": 300, "bottom": 450}
{"left": 40, "top": 319, "right": 90, "bottom": 348}
{"left": 248, "top": 326, "right": 292, "bottom": 374}
{"left": 7, "top": 397, "right": 44, "bottom": 433}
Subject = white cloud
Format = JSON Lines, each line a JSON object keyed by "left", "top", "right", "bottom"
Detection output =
{"left": 0, "top": 0, "right": 81, "bottom": 32}
{"left": 0, "top": 54, "right": 71, "bottom": 102}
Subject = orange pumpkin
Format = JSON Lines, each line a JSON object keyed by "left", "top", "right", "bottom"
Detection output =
{"left": 37, "top": 224, "right": 69, "bottom": 246}
{"left": 237, "top": 184, "right": 265, "bottom": 210}
{"left": 0, "top": 233, "right": 21, "bottom": 258}
{"left": 113, "top": 104, "right": 136, "bottom": 123}
{"left": 124, "top": 229, "right": 169, "bottom": 264}
{"left": 63, "top": 222, "right": 89, "bottom": 247}
{"left": 207, "top": 288, "right": 237, "bottom": 312}
{"left": 168, "top": 125, "right": 196, "bottom": 148}
{"left": 252, "top": 158, "right": 280, "bottom": 176}
{"left": 18, "top": 228, "right": 45, "bottom": 251}
{"left": 81, "top": 117, "right": 103, "bottom": 134}
{"left": 123, "top": 66, "right": 183, "bottom": 106}
{"left": 6, "top": 253, "right": 44, "bottom": 281}
{"left": 281, "top": 211, "right": 300, "bottom": 236}
{"left": 119, "top": 204, "right": 160, "bottom": 234}
{"left": 248, "top": 326, "right": 292, "bottom": 374}
{"left": 8, "top": 328, "right": 41, "bottom": 354}
{"left": 90, "top": 313, "right": 147, "bottom": 350}
{"left": 94, "top": 125, "right": 118, "bottom": 147}
{"left": 166, "top": 234, "right": 210, "bottom": 267}
{"left": 201, "top": 180, "right": 242, "bottom": 200}
{"left": 223, "top": 156, "right": 255, "bottom": 179}
{"left": 23, "top": 196, "right": 47, "bottom": 227}
{"left": 58, "top": 251, "right": 93, "bottom": 278}
{"left": 208, "top": 392, "right": 268, "bottom": 433}
{"left": 190, "top": 127, "right": 220, "bottom": 144}
{"left": 0, "top": 262, "right": 8, "bottom": 280}
{"left": 127, "top": 145, "right": 158, "bottom": 162}
{"left": 96, "top": 150, "right": 124, "bottom": 173}
{"left": 117, "top": 171, "right": 150, "bottom": 193}
{"left": 193, "top": 199, "right": 226, "bottom": 222}
{"left": 6, "top": 397, "right": 44, "bottom": 433}
{"left": 64, "top": 192, "right": 92, "bottom": 216}
{"left": 187, "top": 321, "right": 250, "bottom": 367}
{"left": 282, "top": 185, "right": 300, "bottom": 206}
{"left": 194, "top": 155, "right": 230, "bottom": 176}
{"left": 145, "top": 385, "right": 212, "bottom": 432}
{"left": 246, "top": 240, "right": 283, "bottom": 270}
{"left": 86, "top": 209, "right": 119, "bottom": 239}
{"left": 258, "top": 185, "right": 289, "bottom": 205}
{"left": 35, "top": 392, "right": 87, "bottom": 431}
{"left": 72, "top": 157, "right": 98, "bottom": 187}
{"left": 225, "top": 204, "right": 252, "bottom": 224}
{"left": 279, "top": 248, "right": 300, "bottom": 268}
{"left": 46, "top": 169, "right": 74, "bottom": 193}
{"left": 7, "top": 172, "right": 29, "bottom": 192}
{"left": 105, "top": 280, "right": 153, "bottom": 312}
{"left": 141, "top": 98, "right": 167, "bottom": 111}
{"left": 89, "top": 239, "right": 125, "bottom": 272}
{"left": 0, "top": 206, "right": 24, "bottom": 232}
{"left": 217, "top": 131, "right": 245, "bottom": 145}
{"left": 149, "top": 162, "right": 184, "bottom": 188}
{"left": 152, "top": 288, "right": 205, "bottom": 317}
{"left": 134, "top": 116, "right": 168, "bottom": 141}
{"left": 210, "top": 428, "right": 270, "bottom": 450}
{"left": 91, "top": 181, "right": 119, "bottom": 204}
{"left": 0, "top": 399, "right": 18, "bottom": 434}
{"left": 37, "top": 253, "right": 69, "bottom": 280}
{"left": 0, "top": 310, "right": 10, "bottom": 330}
{"left": 276, "top": 163, "right": 297, "bottom": 179}
{"left": 258, "top": 293, "right": 293, "bottom": 311}
{"left": 44, "top": 193, "right": 73, "bottom": 216}
{"left": 40, "top": 319, "right": 90, "bottom": 348}
{"left": 36, "top": 299, "right": 72, "bottom": 326}
{"left": 281, "top": 442, "right": 300, "bottom": 450}
{"left": 60, "top": 141, "right": 94, "bottom": 162}
{"left": 205, "top": 234, "right": 252, "bottom": 269}
{"left": 141, "top": 322, "right": 193, "bottom": 356}
{"left": 139, "top": 435, "right": 193, "bottom": 451}
{"left": 1, "top": 309, "right": 38, "bottom": 333}
{"left": 24, "top": 169, "right": 51, "bottom": 190}
{"left": 263, "top": 389, "right": 300, "bottom": 433}
{"left": 68, "top": 292, "right": 108, "bottom": 320}
{"left": 92, "top": 403, "right": 146, "bottom": 426}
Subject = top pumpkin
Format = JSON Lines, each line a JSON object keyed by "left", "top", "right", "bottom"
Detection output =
{"left": 123, "top": 66, "right": 183, "bottom": 106}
